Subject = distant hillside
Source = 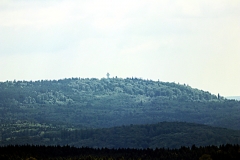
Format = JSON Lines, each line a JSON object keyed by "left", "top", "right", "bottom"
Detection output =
{"left": 0, "top": 77, "right": 239, "bottom": 130}
{"left": 1, "top": 122, "right": 239, "bottom": 149}
{"left": 226, "top": 96, "right": 240, "bottom": 101}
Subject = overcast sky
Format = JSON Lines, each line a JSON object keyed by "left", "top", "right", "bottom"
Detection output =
{"left": 0, "top": 0, "right": 239, "bottom": 96}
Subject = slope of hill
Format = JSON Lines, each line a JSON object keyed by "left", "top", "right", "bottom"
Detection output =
{"left": 1, "top": 122, "right": 240, "bottom": 149}
{"left": 0, "top": 77, "right": 239, "bottom": 130}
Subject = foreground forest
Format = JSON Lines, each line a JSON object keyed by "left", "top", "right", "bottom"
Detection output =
{"left": 1, "top": 144, "right": 240, "bottom": 160}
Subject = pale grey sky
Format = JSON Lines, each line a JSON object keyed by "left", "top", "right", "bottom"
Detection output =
{"left": 0, "top": 0, "right": 240, "bottom": 96}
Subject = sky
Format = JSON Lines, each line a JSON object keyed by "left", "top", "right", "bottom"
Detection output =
{"left": 0, "top": 0, "right": 239, "bottom": 97}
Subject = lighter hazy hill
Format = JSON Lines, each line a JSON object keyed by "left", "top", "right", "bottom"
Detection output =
{"left": 226, "top": 96, "right": 240, "bottom": 100}
{"left": 0, "top": 77, "right": 239, "bottom": 130}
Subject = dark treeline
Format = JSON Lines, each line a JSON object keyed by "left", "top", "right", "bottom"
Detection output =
{"left": 0, "top": 144, "right": 240, "bottom": 160}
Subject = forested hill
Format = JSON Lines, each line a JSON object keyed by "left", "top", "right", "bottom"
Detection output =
{"left": 0, "top": 77, "right": 239, "bottom": 130}
{"left": 1, "top": 122, "right": 240, "bottom": 149}
{"left": 1, "top": 77, "right": 221, "bottom": 103}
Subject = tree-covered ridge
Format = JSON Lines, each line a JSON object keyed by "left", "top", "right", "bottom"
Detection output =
{"left": 1, "top": 122, "right": 240, "bottom": 149}
{"left": 0, "top": 77, "right": 221, "bottom": 105}
{"left": 0, "top": 77, "right": 239, "bottom": 130}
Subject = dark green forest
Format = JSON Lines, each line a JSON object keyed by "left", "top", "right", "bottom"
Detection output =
{"left": 0, "top": 77, "right": 240, "bottom": 149}
{"left": 1, "top": 144, "right": 240, "bottom": 160}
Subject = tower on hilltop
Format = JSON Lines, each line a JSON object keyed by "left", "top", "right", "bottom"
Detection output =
{"left": 106, "top": 72, "right": 110, "bottom": 79}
